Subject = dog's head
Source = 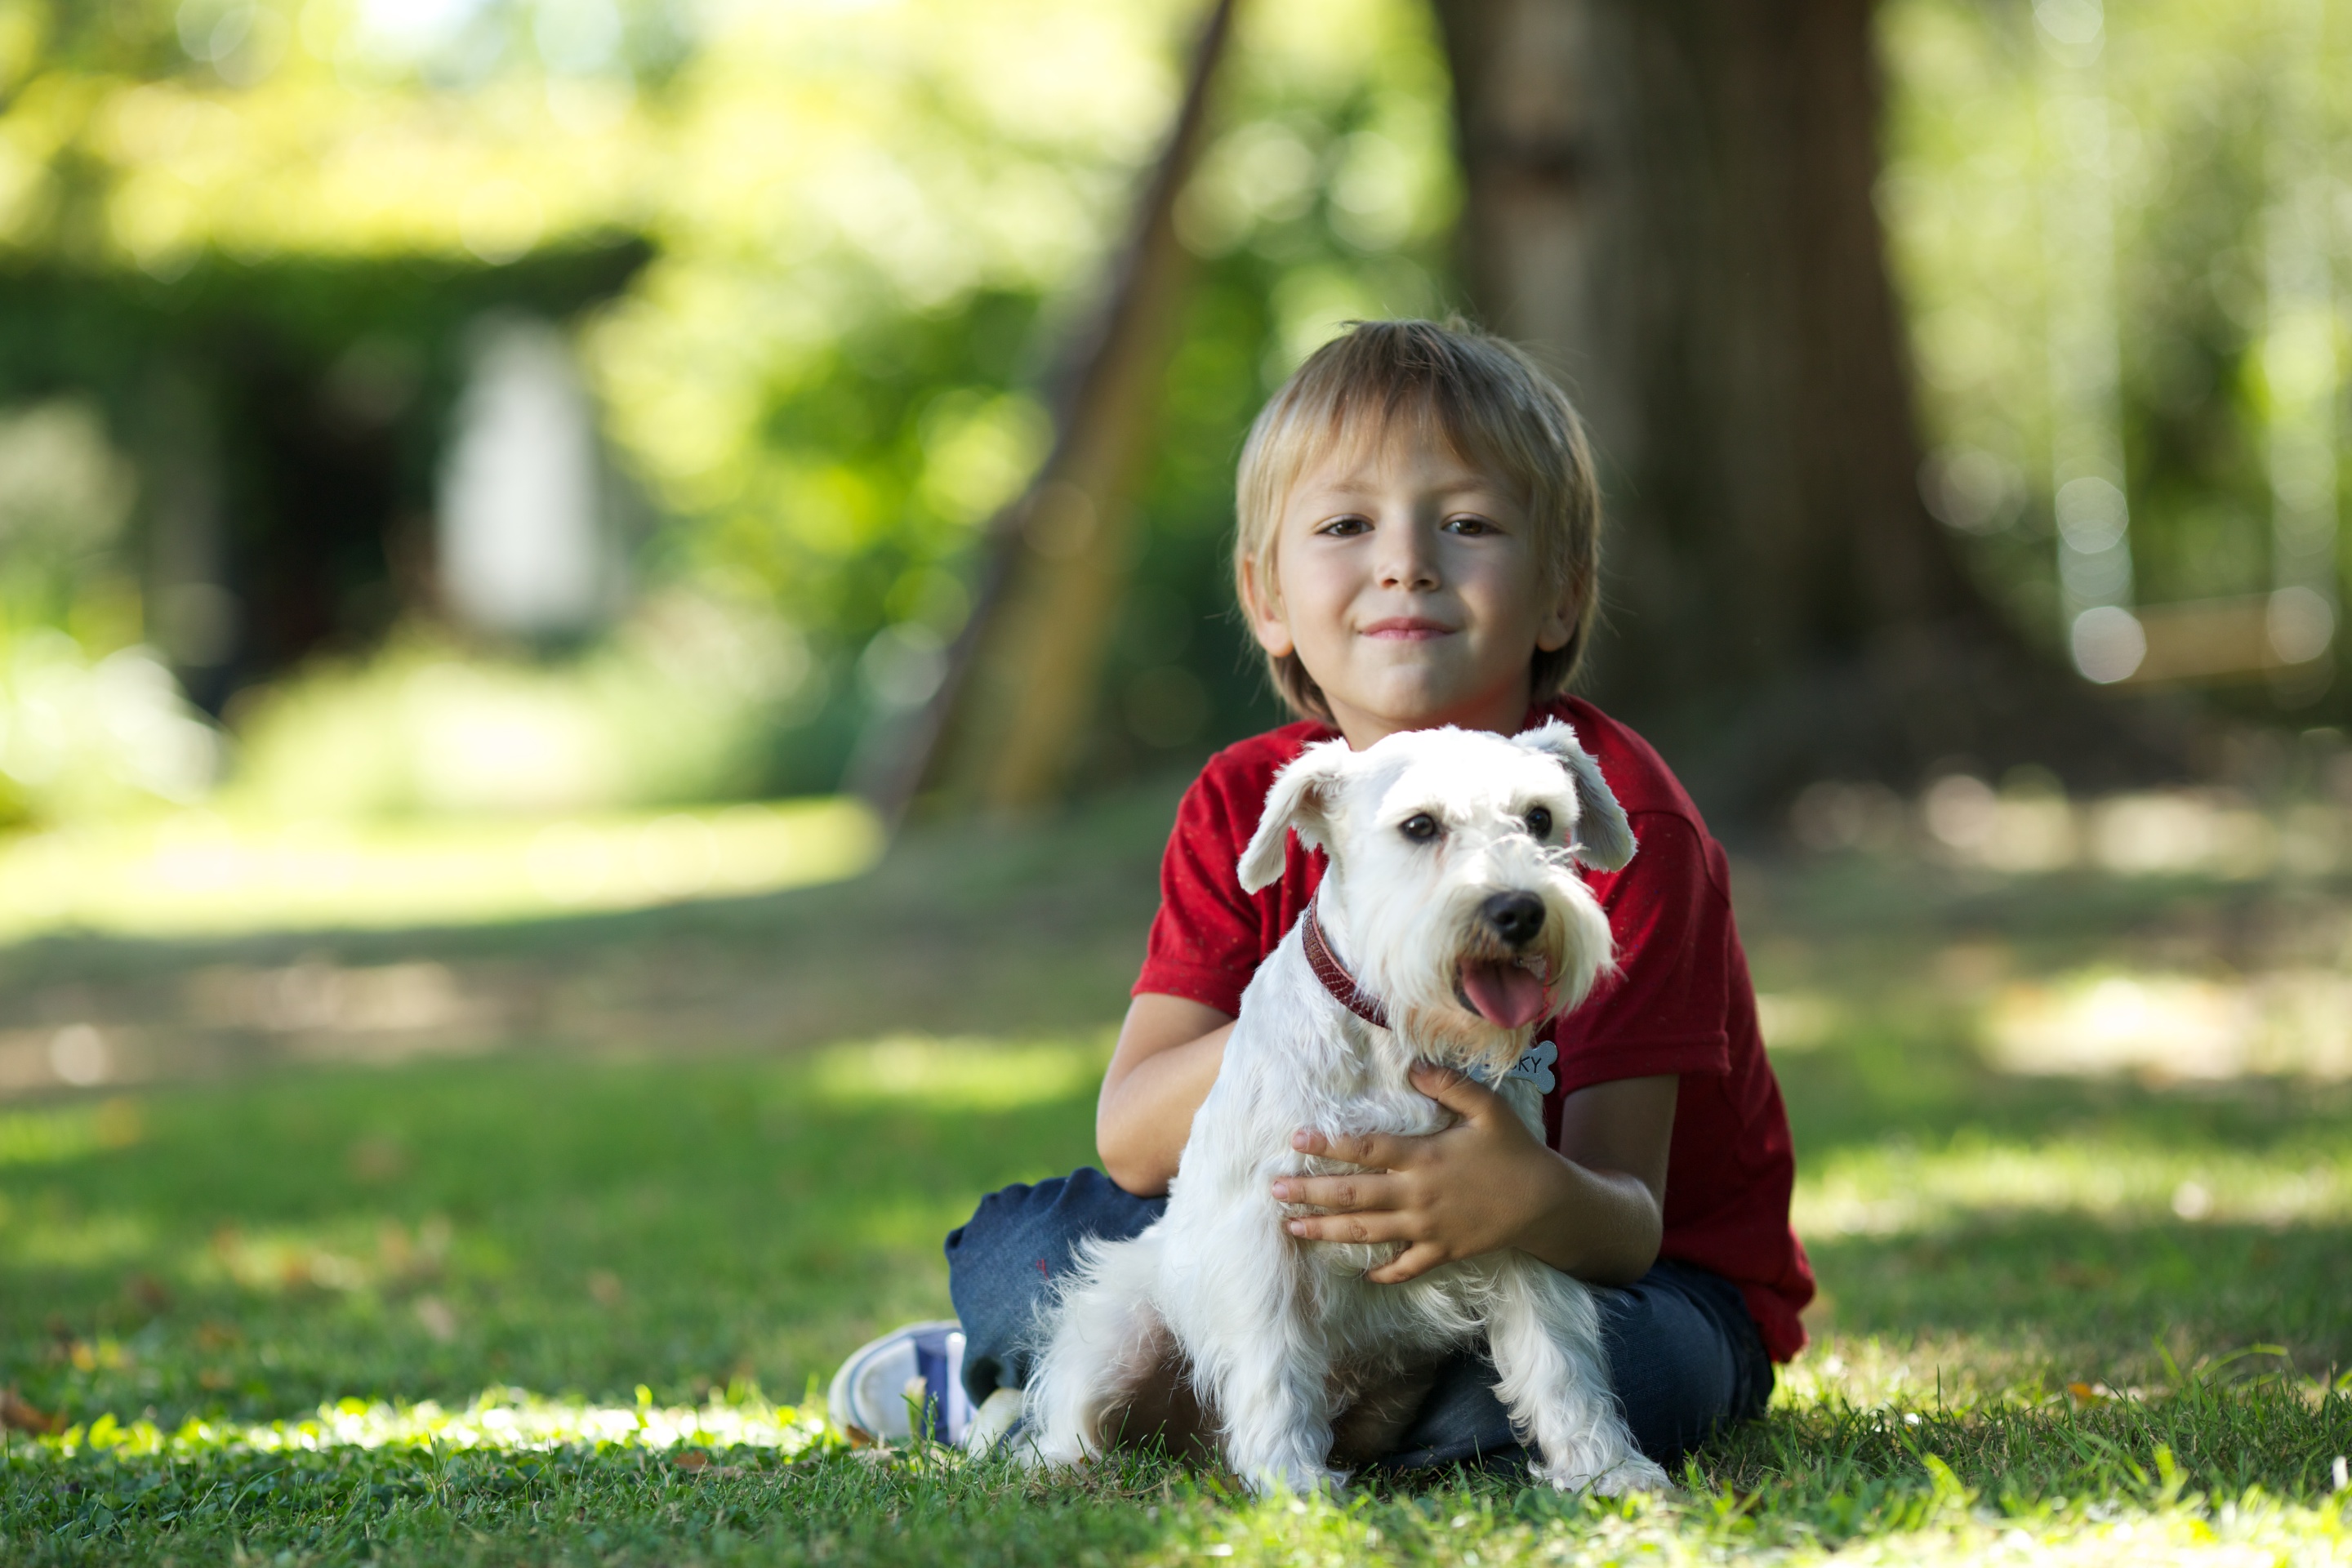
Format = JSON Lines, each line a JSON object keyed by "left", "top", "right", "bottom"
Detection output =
{"left": 1238, "top": 721, "right": 1635, "bottom": 1073}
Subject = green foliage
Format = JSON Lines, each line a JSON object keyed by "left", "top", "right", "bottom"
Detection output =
{"left": 0, "top": 0, "right": 1466, "bottom": 800}
{"left": 1881, "top": 0, "right": 2352, "bottom": 710}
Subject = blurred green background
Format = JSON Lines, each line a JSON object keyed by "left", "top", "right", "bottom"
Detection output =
{"left": 0, "top": 0, "right": 1463, "bottom": 835}
{"left": 0, "top": 0, "right": 2340, "bottom": 844}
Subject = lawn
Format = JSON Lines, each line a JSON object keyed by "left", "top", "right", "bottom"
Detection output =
{"left": 2, "top": 782, "right": 2348, "bottom": 1564}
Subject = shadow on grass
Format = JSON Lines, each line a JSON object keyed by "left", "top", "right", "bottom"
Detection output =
{"left": 0, "top": 781, "right": 1183, "bottom": 1098}
{"left": 1775, "top": 1035, "right": 2352, "bottom": 1165}
{"left": 1807, "top": 1215, "right": 2352, "bottom": 1375}
{"left": 1, "top": 1050, "right": 1106, "bottom": 1426}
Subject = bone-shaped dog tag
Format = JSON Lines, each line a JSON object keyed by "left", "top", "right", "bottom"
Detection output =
{"left": 1503, "top": 1038, "right": 1557, "bottom": 1094}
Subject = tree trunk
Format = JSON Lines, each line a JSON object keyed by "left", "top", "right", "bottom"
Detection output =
{"left": 1429, "top": 0, "right": 2183, "bottom": 808}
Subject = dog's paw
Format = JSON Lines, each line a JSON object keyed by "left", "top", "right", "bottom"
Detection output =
{"left": 1543, "top": 1448, "right": 1674, "bottom": 1494}
{"left": 1244, "top": 1462, "right": 1349, "bottom": 1498}
{"left": 1545, "top": 1454, "right": 1673, "bottom": 1496}
{"left": 964, "top": 1387, "right": 1025, "bottom": 1454}
{"left": 1004, "top": 1423, "right": 1094, "bottom": 1476}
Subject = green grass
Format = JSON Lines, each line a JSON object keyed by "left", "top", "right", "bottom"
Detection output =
{"left": 2, "top": 791, "right": 2350, "bottom": 1562}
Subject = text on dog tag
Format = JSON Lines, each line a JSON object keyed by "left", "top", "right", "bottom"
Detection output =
{"left": 1502, "top": 1038, "right": 1557, "bottom": 1094}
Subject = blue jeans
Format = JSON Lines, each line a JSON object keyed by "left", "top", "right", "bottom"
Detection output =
{"left": 944, "top": 1168, "right": 1774, "bottom": 1472}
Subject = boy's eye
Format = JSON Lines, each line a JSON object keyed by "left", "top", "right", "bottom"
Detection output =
{"left": 1525, "top": 806, "right": 1552, "bottom": 839}
{"left": 1400, "top": 813, "right": 1441, "bottom": 844}
{"left": 1316, "top": 515, "right": 1372, "bottom": 537}
{"left": 1441, "top": 514, "right": 1495, "bottom": 536}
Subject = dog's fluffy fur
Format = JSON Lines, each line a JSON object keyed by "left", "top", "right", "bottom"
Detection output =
{"left": 1022, "top": 721, "right": 1672, "bottom": 1495}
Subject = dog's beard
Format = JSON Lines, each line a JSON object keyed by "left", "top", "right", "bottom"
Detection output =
{"left": 1350, "top": 880, "right": 1609, "bottom": 1077}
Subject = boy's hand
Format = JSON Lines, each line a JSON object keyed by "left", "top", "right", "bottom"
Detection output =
{"left": 1270, "top": 1062, "right": 1563, "bottom": 1284}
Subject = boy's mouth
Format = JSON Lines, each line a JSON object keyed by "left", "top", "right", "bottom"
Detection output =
{"left": 1455, "top": 956, "right": 1551, "bottom": 1027}
{"left": 1361, "top": 617, "right": 1455, "bottom": 641}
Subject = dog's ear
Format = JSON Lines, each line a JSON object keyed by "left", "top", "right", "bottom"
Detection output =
{"left": 1517, "top": 720, "right": 1636, "bottom": 871}
{"left": 1237, "top": 740, "right": 1352, "bottom": 893}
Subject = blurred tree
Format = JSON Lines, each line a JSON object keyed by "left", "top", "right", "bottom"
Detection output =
{"left": 1882, "top": 0, "right": 2350, "bottom": 735}
{"left": 1431, "top": 0, "right": 2187, "bottom": 806}
{"left": 889, "top": 0, "right": 1236, "bottom": 818}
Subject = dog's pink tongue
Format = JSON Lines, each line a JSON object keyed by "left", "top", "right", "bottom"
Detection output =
{"left": 1460, "top": 961, "right": 1549, "bottom": 1027}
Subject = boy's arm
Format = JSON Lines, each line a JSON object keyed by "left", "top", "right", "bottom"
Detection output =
{"left": 1275, "top": 1068, "right": 1677, "bottom": 1285}
{"left": 1096, "top": 993, "right": 1236, "bottom": 1196}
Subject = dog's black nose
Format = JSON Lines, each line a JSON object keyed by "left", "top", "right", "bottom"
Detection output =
{"left": 1481, "top": 892, "right": 1545, "bottom": 947}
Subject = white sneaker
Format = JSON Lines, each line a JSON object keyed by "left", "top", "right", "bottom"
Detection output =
{"left": 826, "top": 1321, "right": 971, "bottom": 1444}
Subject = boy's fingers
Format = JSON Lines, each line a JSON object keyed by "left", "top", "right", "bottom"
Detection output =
{"left": 1271, "top": 1173, "right": 1399, "bottom": 1212}
{"left": 1283, "top": 1209, "right": 1409, "bottom": 1246}
{"left": 1365, "top": 1244, "right": 1445, "bottom": 1285}
{"left": 1410, "top": 1062, "right": 1502, "bottom": 1120}
{"left": 1291, "top": 1127, "right": 1409, "bottom": 1168}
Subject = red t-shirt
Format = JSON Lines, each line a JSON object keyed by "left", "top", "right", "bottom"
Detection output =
{"left": 1133, "top": 696, "right": 1815, "bottom": 1362}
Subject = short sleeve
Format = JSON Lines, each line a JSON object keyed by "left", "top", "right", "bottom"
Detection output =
{"left": 1549, "top": 812, "right": 1735, "bottom": 1096}
{"left": 1132, "top": 773, "right": 1263, "bottom": 1017}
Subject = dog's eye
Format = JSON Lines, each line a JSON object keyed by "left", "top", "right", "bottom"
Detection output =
{"left": 1399, "top": 813, "right": 1440, "bottom": 844}
{"left": 1525, "top": 806, "right": 1553, "bottom": 839}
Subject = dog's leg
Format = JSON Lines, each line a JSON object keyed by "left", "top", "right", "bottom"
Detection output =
{"left": 1169, "top": 1220, "right": 1346, "bottom": 1496}
{"left": 1484, "top": 1257, "right": 1671, "bottom": 1494}
{"left": 1021, "top": 1230, "right": 1174, "bottom": 1471}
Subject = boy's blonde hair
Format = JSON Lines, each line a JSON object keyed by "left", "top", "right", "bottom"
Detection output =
{"left": 1233, "top": 319, "right": 1604, "bottom": 724}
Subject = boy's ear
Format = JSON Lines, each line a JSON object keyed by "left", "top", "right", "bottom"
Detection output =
{"left": 1237, "top": 740, "right": 1351, "bottom": 892}
{"left": 1237, "top": 555, "right": 1295, "bottom": 658}
{"left": 1536, "top": 577, "right": 1579, "bottom": 653}
{"left": 1517, "top": 720, "right": 1636, "bottom": 871}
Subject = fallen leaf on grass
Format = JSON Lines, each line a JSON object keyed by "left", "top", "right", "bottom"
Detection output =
{"left": 1, "top": 1388, "right": 62, "bottom": 1434}
{"left": 122, "top": 1273, "right": 173, "bottom": 1313}
{"left": 347, "top": 1135, "right": 408, "bottom": 1183}
{"left": 2050, "top": 1263, "right": 2116, "bottom": 1290}
{"left": 673, "top": 1450, "right": 709, "bottom": 1471}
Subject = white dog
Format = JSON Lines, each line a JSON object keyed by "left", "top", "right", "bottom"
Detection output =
{"left": 1020, "top": 721, "right": 1672, "bottom": 1495}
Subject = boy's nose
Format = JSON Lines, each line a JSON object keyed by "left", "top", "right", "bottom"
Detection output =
{"left": 1481, "top": 892, "right": 1545, "bottom": 947}
{"left": 1376, "top": 525, "right": 1441, "bottom": 589}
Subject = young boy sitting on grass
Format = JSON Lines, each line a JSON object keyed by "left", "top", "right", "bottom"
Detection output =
{"left": 831, "top": 318, "right": 1814, "bottom": 1472}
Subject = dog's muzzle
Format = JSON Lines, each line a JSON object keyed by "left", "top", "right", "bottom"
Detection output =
{"left": 1453, "top": 889, "right": 1554, "bottom": 1029}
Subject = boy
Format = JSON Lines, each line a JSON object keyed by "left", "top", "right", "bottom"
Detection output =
{"left": 832, "top": 319, "right": 1812, "bottom": 1471}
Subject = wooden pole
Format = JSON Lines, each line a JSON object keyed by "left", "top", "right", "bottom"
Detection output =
{"left": 868, "top": 0, "right": 1237, "bottom": 821}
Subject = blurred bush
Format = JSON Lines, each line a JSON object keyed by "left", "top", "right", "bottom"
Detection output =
{"left": 224, "top": 587, "right": 818, "bottom": 820}
{"left": 0, "top": 394, "right": 222, "bottom": 825}
{"left": 0, "top": 631, "right": 224, "bottom": 826}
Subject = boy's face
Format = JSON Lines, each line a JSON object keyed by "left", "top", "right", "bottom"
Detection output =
{"left": 1243, "top": 422, "right": 1577, "bottom": 747}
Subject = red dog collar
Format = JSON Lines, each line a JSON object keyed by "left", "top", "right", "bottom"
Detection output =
{"left": 1303, "top": 898, "right": 1389, "bottom": 1030}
